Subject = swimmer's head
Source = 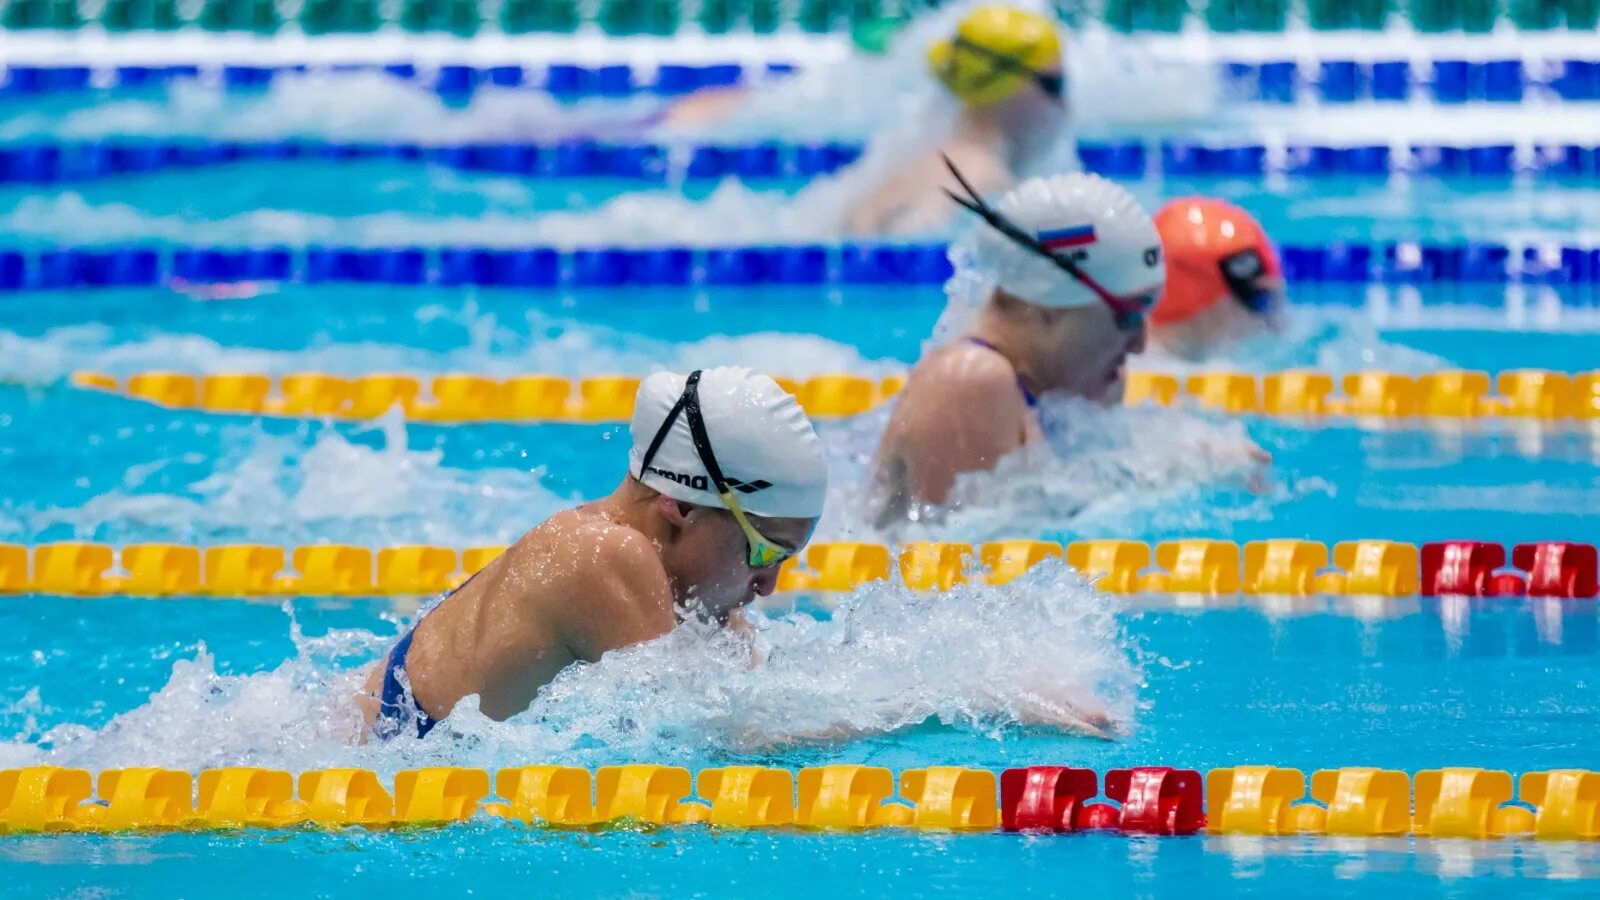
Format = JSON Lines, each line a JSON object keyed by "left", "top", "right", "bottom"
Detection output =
{"left": 928, "top": 5, "right": 1063, "bottom": 108}
{"left": 629, "top": 367, "right": 826, "bottom": 614}
{"left": 1150, "top": 197, "right": 1283, "bottom": 360}
{"left": 951, "top": 167, "right": 1164, "bottom": 398}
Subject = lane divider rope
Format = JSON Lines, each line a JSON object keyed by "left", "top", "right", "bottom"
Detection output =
{"left": 3, "top": 56, "right": 1597, "bottom": 104}
{"left": 6, "top": 136, "right": 1600, "bottom": 186}
{"left": 3, "top": 239, "right": 1600, "bottom": 292}
{"left": 68, "top": 368, "right": 1600, "bottom": 425}
{"left": 2, "top": 538, "right": 1594, "bottom": 598}
{"left": 2, "top": 764, "right": 1596, "bottom": 838}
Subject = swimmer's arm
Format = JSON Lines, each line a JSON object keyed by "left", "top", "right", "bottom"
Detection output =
{"left": 725, "top": 608, "right": 764, "bottom": 666}
{"left": 558, "top": 529, "right": 678, "bottom": 663}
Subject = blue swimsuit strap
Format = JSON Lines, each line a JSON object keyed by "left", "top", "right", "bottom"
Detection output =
{"left": 375, "top": 626, "right": 438, "bottom": 740}
{"left": 965, "top": 336, "right": 1038, "bottom": 408}
{"left": 371, "top": 568, "right": 493, "bottom": 741}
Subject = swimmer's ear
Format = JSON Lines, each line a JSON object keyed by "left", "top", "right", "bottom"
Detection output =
{"left": 656, "top": 496, "right": 698, "bottom": 528}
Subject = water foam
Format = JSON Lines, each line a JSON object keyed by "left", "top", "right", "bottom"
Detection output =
{"left": 816, "top": 394, "right": 1302, "bottom": 544}
{"left": 0, "top": 561, "right": 1139, "bottom": 772}
{"left": 16, "top": 417, "right": 571, "bottom": 548}
{"left": 0, "top": 72, "right": 661, "bottom": 144}
{"left": 0, "top": 308, "right": 903, "bottom": 386}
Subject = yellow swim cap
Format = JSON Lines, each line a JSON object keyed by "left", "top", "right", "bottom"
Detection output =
{"left": 928, "top": 6, "right": 1063, "bottom": 107}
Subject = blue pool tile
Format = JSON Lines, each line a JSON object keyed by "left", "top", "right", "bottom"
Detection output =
{"left": 1467, "top": 144, "right": 1515, "bottom": 176}
{"left": 1317, "top": 60, "right": 1362, "bottom": 102}
{"left": 544, "top": 64, "right": 593, "bottom": 96}
{"left": 1549, "top": 60, "right": 1598, "bottom": 101}
{"left": 1482, "top": 60, "right": 1524, "bottom": 103}
{"left": 897, "top": 244, "right": 954, "bottom": 284}
{"left": 240, "top": 247, "right": 293, "bottom": 281}
{"left": 0, "top": 250, "right": 23, "bottom": 290}
{"left": 32, "top": 249, "right": 86, "bottom": 289}
{"left": 567, "top": 248, "right": 631, "bottom": 287}
{"left": 1257, "top": 61, "right": 1297, "bottom": 103}
{"left": 1411, "top": 145, "right": 1467, "bottom": 177}
{"left": 358, "top": 248, "right": 427, "bottom": 284}
{"left": 700, "top": 64, "right": 742, "bottom": 87}
{"left": 610, "top": 144, "right": 666, "bottom": 180}
{"left": 82, "top": 247, "right": 160, "bottom": 287}
{"left": 1160, "top": 141, "right": 1210, "bottom": 176}
{"left": 1430, "top": 60, "right": 1475, "bottom": 103}
{"left": 839, "top": 244, "right": 899, "bottom": 284}
{"left": 733, "top": 143, "right": 782, "bottom": 180}
{"left": 765, "top": 246, "right": 828, "bottom": 284}
{"left": 437, "top": 248, "right": 496, "bottom": 286}
{"left": 488, "top": 248, "right": 560, "bottom": 287}
{"left": 435, "top": 65, "right": 479, "bottom": 96}
{"left": 654, "top": 64, "right": 701, "bottom": 95}
{"left": 1371, "top": 60, "right": 1411, "bottom": 101}
{"left": 595, "top": 65, "right": 634, "bottom": 97}
{"left": 700, "top": 248, "right": 766, "bottom": 285}
{"left": 687, "top": 145, "right": 729, "bottom": 180}
{"left": 1077, "top": 141, "right": 1147, "bottom": 178}
{"left": 486, "top": 65, "right": 525, "bottom": 88}
{"left": 626, "top": 248, "right": 693, "bottom": 286}
{"left": 1461, "top": 243, "right": 1509, "bottom": 281}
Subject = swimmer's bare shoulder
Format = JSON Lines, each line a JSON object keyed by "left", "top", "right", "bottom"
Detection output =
{"left": 881, "top": 342, "right": 1032, "bottom": 506}
{"left": 527, "top": 506, "right": 677, "bottom": 661}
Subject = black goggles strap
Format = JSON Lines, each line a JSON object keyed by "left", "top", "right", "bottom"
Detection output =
{"left": 637, "top": 370, "right": 731, "bottom": 497}
{"left": 951, "top": 37, "right": 1061, "bottom": 98}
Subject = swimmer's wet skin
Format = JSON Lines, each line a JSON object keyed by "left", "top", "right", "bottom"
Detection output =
{"left": 874, "top": 166, "right": 1164, "bottom": 520}
{"left": 358, "top": 366, "right": 827, "bottom": 740}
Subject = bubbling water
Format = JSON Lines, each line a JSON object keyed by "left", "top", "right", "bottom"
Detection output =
{"left": 816, "top": 393, "right": 1312, "bottom": 544}
{"left": 0, "top": 306, "right": 903, "bottom": 386}
{"left": 0, "top": 560, "right": 1139, "bottom": 774}
{"left": 16, "top": 417, "right": 570, "bottom": 548}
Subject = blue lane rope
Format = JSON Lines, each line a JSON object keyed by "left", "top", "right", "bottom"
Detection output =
{"left": 1, "top": 57, "right": 1597, "bottom": 103}
{"left": 0, "top": 241, "right": 1595, "bottom": 293}
{"left": 2, "top": 136, "right": 1599, "bottom": 185}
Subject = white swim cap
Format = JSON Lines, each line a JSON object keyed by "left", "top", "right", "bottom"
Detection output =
{"left": 629, "top": 367, "right": 828, "bottom": 519}
{"left": 970, "top": 172, "right": 1165, "bottom": 309}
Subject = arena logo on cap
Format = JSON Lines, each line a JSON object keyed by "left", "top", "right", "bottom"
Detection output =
{"left": 1036, "top": 223, "right": 1097, "bottom": 250}
{"left": 646, "top": 466, "right": 772, "bottom": 494}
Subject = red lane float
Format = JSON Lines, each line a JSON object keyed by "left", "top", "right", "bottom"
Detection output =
{"left": 998, "top": 766, "right": 1204, "bottom": 835}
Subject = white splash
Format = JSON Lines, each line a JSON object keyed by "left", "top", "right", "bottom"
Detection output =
{"left": 815, "top": 393, "right": 1305, "bottom": 544}
{"left": 1, "top": 561, "right": 1139, "bottom": 772}
{"left": 1, "top": 72, "right": 662, "bottom": 144}
{"left": 15, "top": 418, "right": 570, "bottom": 548}
{"left": 0, "top": 308, "right": 903, "bottom": 386}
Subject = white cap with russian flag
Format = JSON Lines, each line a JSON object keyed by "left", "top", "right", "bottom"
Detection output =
{"left": 969, "top": 172, "right": 1165, "bottom": 310}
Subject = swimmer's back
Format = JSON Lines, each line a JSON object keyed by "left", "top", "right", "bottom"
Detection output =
{"left": 360, "top": 504, "right": 674, "bottom": 726}
{"left": 846, "top": 140, "right": 1011, "bottom": 237}
{"left": 876, "top": 340, "right": 1037, "bottom": 514}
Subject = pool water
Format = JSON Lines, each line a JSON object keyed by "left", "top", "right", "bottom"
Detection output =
{"left": 5, "top": 32, "right": 1600, "bottom": 896}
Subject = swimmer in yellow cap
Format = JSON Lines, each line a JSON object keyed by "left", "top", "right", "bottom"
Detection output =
{"left": 874, "top": 163, "right": 1163, "bottom": 518}
{"left": 846, "top": 5, "right": 1068, "bottom": 236}
{"left": 1149, "top": 198, "right": 1286, "bottom": 361}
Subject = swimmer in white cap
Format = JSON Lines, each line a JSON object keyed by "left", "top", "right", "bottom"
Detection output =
{"left": 874, "top": 161, "right": 1163, "bottom": 518}
{"left": 357, "top": 367, "right": 827, "bottom": 739}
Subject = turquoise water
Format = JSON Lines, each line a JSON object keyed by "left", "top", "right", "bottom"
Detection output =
{"left": 6, "top": 65, "right": 1600, "bottom": 895}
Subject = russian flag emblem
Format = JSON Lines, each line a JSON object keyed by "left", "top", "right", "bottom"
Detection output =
{"left": 1036, "top": 224, "right": 1097, "bottom": 249}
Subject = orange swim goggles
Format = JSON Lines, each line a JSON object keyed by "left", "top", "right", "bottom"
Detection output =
{"left": 637, "top": 370, "right": 798, "bottom": 570}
